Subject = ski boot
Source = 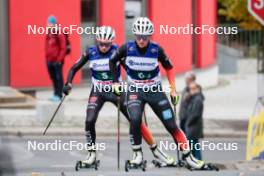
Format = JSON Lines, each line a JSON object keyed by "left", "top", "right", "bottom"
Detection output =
{"left": 75, "top": 150, "right": 100, "bottom": 171}
{"left": 150, "top": 144, "right": 180, "bottom": 168}
{"left": 183, "top": 152, "right": 219, "bottom": 171}
{"left": 125, "top": 146, "right": 147, "bottom": 172}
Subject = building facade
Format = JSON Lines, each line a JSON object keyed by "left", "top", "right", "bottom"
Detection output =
{"left": 0, "top": 0, "right": 217, "bottom": 88}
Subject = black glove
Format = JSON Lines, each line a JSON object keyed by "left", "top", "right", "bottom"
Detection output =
{"left": 63, "top": 83, "right": 72, "bottom": 95}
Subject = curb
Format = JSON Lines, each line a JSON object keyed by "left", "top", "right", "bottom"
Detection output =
{"left": 0, "top": 127, "right": 247, "bottom": 138}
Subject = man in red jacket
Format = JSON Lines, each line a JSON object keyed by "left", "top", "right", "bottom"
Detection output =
{"left": 45, "top": 15, "right": 66, "bottom": 101}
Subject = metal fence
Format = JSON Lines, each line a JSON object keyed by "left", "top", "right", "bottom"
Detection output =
{"left": 217, "top": 25, "right": 264, "bottom": 58}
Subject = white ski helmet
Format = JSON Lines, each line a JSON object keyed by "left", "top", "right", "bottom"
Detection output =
{"left": 132, "top": 17, "right": 154, "bottom": 35}
{"left": 96, "top": 26, "right": 115, "bottom": 42}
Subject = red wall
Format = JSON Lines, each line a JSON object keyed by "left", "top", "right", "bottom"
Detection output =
{"left": 8, "top": 0, "right": 216, "bottom": 88}
{"left": 196, "top": 0, "right": 217, "bottom": 68}
{"left": 9, "top": 0, "right": 81, "bottom": 88}
{"left": 98, "top": 0, "right": 125, "bottom": 45}
{"left": 148, "top": 0, "right": 193, "bottom": 74}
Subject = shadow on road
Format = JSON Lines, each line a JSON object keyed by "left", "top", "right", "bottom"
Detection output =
{"left": 0, "top": 135, "right": 16, "bottom": 175}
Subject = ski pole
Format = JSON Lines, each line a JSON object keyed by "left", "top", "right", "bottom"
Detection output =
{"left": 173, "top": 104, "right": 181, "bottom": 165}
{"left": 117, "top": 96, "right": 121, "bottom": 170}
{"left": 43, "top": 96, "right": 66, "bottom": 135}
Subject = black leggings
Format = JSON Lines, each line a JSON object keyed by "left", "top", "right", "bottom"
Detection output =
{"left": 47, "top": 61, "right": 64, "bottom": 98}
{"left": 126, "top": 87, "right": 179, "bottom": 145}
{"left": 85, "top": 86, "right": 129, "bottom": 146}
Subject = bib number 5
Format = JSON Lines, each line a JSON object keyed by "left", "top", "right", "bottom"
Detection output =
{"left": 101, "top": 72, "right": 108, "bottom": 80}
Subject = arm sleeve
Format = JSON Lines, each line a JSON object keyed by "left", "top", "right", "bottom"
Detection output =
{"left": 158, "top": 46, "right": 173, "bottom": 69}
{"left": 158, "top": 46, "right": 176, "bottom": 91}
{"left": 66, "top": 53, "right": 88, "bottom": 84}
{"left": 109, "top": 44, "right": 127, "bottom": 82}
{"left": 57, "top": 33, "right": 67, "bottom": 62}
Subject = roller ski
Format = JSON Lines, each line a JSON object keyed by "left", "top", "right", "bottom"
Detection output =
{"left": 125, "top": 160, "right": 147, "bottom": 172}
{"left": 75, "top": 150, "right": 100, "bottom": 171}
{"left": 187, "top": 163, "right": 219, "bottom": 171}
{"left": 125, "top": 146, "right": 147, "bottom": 172}
{"left": 152, "top": 158, "right": 185, "bottom": 168}
{"left": 183, "top": 152, "right": 219, "bottom": 171}
{"left": 75, "top": 160, "right": 100, "bottom": 171}
{"left": 151, "top": 144, "right": 184, "bottom": 168}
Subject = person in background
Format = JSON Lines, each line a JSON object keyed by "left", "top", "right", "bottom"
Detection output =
{"left": 179, "top": 71, "right": 196, "bottom": 133}
{"left": 45, "top": 15, "right": 66, "bottom": 101}
{"left": 185, "top": 82, "right": 204, "bottom": 160}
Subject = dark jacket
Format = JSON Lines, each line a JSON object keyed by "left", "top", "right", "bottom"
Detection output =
{"left": 45, "top": 30, "right": 66, "bottom": 62}
{"left": 179, "top": 87, "right": 191, "bottom": 121}
{"left": 185, "top": 92, "right": 204, "bottom": 139}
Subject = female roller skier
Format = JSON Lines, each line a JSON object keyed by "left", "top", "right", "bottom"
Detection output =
{"left": 109, "top": 17, "right": 207, "bottom": 170}
{"left": 63, "top": 26, "right": 175, "bottom": 167}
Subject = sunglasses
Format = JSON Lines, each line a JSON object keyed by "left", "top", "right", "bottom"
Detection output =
{"left": 98, "top": 42, "right": 112, "bottom": 47}
{"left": 135, "top": 35, "right": 150, "bottom": 41}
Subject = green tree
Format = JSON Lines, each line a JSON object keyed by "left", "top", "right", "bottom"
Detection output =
{"left": 218, "top": 0, "right": 262, "bottom": 29}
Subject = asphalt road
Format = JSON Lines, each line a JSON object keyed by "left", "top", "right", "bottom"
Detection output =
{"left": 0, "top": 135, "right": 263, "bottom": 176}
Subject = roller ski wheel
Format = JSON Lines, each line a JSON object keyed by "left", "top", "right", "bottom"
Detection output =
{"left": 188, "top": 163, "right": 219, "bottom": 171}
{"left": 125, "top": 160, "right": 130, "bottom": 172}
{"left": 75, "top": 160, "right": 100, "bottom": 171}
{"left": 177, "top": 160, "right": 185, "bottom": 167}
{"left": 203, "top": 163, "right": 219, "bottom": 171}
{"left": 152, "top": 159, "right": 185, "bottom": 168}
{"left": 152, "top": 160, "right": 162, "bottom": 168}
{"left": 125, "top": 160, "right": 147, "bottom": 172}
{"left": 75, "top": 161, "right": 81, "bottom": 171}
